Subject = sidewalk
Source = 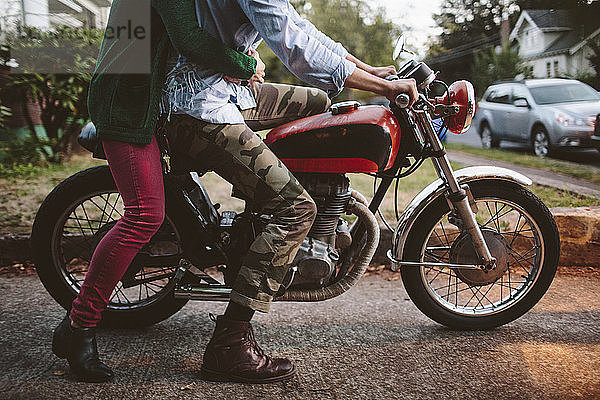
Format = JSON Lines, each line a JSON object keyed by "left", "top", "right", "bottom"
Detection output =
{"left": 447, "top": 150, "right": 600, "bottom": 199}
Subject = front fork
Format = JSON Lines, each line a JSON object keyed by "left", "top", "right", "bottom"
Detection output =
{"left": 414, "top": 110, "right": 496, "bottom": 270}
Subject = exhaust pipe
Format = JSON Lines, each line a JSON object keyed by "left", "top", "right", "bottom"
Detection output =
{"left": 276, "top": 191, "right": 380, "bottom": 302}
{"left": 173, "top": 190, "right": 380, "bottom": 303}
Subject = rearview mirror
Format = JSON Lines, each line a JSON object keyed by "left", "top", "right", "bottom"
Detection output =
{"left": 393, "top": 35, "right": 406, "bottom": 61}
{"left": 513, "top": 98, "right": 529, "bottom": 108}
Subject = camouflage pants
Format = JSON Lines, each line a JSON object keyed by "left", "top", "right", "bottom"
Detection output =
{"left": 165, "top": 83, "right": 331, "bottom": 312}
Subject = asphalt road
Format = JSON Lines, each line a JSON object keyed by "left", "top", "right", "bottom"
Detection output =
{"left": 1, "top": 271, "right": 599, "bottom": 400}
{"left": 448, "top": 126, "right": 600, "bottom": 168}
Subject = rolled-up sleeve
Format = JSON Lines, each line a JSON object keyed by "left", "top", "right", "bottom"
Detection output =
{"left": 238, "top": 0, "right": 356, "bottom": 97}
{"left": 287, "top": 4, "right": 348, "bottom": 59}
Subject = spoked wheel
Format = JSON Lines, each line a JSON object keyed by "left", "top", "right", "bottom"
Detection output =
{"left": 400, "top": 180, "right": 559, "bottom": 330}
{"left": 31, "top": 166, "right": 188, "bottom": 328}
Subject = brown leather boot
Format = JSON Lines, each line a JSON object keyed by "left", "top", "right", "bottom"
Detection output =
{"left": 200, "top": 315, "right": 296, "bottom": 383}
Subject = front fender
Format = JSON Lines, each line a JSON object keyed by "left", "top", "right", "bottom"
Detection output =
{"left": 391, "top": 166, "right": 532, "bottom": 266}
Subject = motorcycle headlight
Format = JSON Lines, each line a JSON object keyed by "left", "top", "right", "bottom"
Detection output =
{"left": 445, "top": 80, "right": 476, "bottom": 135}
{"left": 555, "top": 112, "right": 585, "bottom": 127}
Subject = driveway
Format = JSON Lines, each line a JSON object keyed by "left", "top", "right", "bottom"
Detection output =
{"left": 1, "top": 270, "right": 599, "bottom": 400}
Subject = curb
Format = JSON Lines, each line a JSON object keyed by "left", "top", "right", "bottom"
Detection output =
{"left": 2, "top": 207, "right": 599, "bottom": 267}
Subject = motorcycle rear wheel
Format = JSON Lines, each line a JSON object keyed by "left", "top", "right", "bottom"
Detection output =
{"left": 31, "top": 166, "right": 189, "bottom": 328}
{"left": 400, "top": 180, "right": 559, "bottom": 330}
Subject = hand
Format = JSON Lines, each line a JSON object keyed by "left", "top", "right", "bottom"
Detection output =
{"left": 385, "top": 78, "right": 418, "bottom": 107}
{"left": 248, "top": 49, "right": 265, "bottom": 89}
{"left": 223, "top": 50, "right": 266, "bottom": 87}
{"left": 370, "top": 65, "right": 397, "bottom": 79}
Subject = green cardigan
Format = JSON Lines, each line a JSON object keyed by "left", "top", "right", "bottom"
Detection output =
{"left": 88, "top": 0, "right": 257, "bottom": 144}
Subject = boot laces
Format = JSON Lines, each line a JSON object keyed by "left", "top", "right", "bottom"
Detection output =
{"left": 246, "top": 325, "right": 267, "bottom": 359}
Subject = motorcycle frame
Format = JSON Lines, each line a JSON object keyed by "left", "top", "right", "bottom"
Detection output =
{"left": 158, "top": 100, "right": 530, "bottom": 297}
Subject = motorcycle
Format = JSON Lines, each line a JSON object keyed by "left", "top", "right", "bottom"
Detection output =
{"left": 31, "top": 36, "right": 559, "bottom": 330}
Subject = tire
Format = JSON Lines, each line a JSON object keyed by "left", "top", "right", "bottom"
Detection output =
{"left": 31, "top": 166, "right": 189, "bottom": 328}
{"left": 480, "top": 125, "right": 499, "bottom": 149}
{"left": 532, "top": 126, "right": 551, "bottom": 158}
{"left": 400, "top": 180, "right": 560, "bottom": 330}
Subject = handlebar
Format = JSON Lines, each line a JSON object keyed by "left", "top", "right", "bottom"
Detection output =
{"left": 385, "top": 74, "right": 412, "bottom": 109}
{"left": 395, "top": 93, "right": 411, "bottom": 109}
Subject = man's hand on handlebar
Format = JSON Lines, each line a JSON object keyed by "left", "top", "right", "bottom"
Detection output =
{"left": 386, "top": 78, "right": 418, "bottom": 107}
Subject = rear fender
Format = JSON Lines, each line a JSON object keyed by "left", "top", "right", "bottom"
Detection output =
{"left": 391, "top": 166, "right": 532, "bottom": 267}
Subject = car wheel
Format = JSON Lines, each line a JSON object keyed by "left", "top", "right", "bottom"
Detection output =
{"left": 532, "top": 127, "right": 551, "bottom": 158}
{"left": 481, "top": 126, "right": 499, "bottom": 149}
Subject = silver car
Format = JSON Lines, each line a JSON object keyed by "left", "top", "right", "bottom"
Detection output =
{"left": 473, "top": 79, "right": 600, "bottom": 157}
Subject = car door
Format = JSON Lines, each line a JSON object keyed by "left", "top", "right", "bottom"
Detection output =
{"left": 484, "top": 85, "right": 512, "bottom": 138}
{"left": 506, "top": 85, "right": 533, "bottom": 142}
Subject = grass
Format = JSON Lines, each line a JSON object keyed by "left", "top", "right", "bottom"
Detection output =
{"left": 1, "top": 156, "right": 598, "bottom": 235}
{"left": 446, "top": 143, "right": 600, "bottom": 187}
{"left": 0, "top": 154, "right": 106, "bottom": 235}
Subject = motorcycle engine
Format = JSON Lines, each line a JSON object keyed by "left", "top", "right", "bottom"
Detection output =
{"left": 284, "top": 174, "right": 352, "bottom": 289}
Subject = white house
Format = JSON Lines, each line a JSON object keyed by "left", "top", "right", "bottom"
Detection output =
{"left": 510, "top": 9, "right": 600, "bottom": 78}
{"left": 0, "top": 0, "right": 111, "bottom": 36}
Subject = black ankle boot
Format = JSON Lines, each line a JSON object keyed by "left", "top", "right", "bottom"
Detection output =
{"left": 52, "top": 314, "right": 114, "bottom": 383}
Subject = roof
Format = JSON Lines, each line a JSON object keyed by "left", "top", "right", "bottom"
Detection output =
{"left": 536, "top": 30, "right": 583, "bottom": 57}
{"left": 489, "top": 78, "right": 581, "bottom": 88}
{"left": 525, "top": 10, "right": 575, "bottom": 29}
{"left": 523, "top": 78, "right": 581, "bottom": 87}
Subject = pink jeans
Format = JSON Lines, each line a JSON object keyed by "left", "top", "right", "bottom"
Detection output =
{"left": 70, "top": 137, "right": 165, "bottom": 327}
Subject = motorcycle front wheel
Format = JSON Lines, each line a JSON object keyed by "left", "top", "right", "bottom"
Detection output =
{"left": 31, "top": 166, "right": 189, "bottom": 328}
{"left": 400, "top": 180, "right": 560, "bottom": 330}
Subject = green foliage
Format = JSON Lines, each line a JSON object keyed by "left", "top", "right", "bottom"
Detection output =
{"left": 259, "top": 0, "right": 399, "bottom": 101}
{"left": 432, "top": 0, "right": 518, "bottom": 53}
{"left": 471, "top": 45, "right": 533, "bottom": 96}
{"left": 2, "top": 26, "right": 103, "bottom": 164}
{"left": 0, "top": 136, "right": 47, "bottom": 167}
{"left": 427, "top": 0, "right": 520, "bottom": 83}
{"left": 0, "top": 102, "right": 11, "bottom": 129}
{"left": 585, "top": 39, "right": 600, "bottom": 90}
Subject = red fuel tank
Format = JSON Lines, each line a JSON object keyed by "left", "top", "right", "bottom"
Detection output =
{"left": 265, "top": 104, "right": 401, "bottom": 174}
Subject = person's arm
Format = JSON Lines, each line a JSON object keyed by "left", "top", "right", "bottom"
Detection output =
{"left": 151, "top": 0, "right": 256, "bottom": 80}
{"left": 344, "top": 68, "right": 418, "bottom": 106}
{"left": 238, "top": 0, "right": 356, "bottom": 97}
{"left": 287, "top": 4, "right": 347, "bottom": 58}
{"left": 287, "top": 6, "right": 396, "bottom": 79}
{"left": 345, "top": 54, "right": 397, "bottom": 79}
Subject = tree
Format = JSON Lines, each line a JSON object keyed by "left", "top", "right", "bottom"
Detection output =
{"left": 259, "top": 0, "right": 399, "bottom": 100}
{"left": 586, "top": 39, "right": 600, "bottom": 89}
{"left": 427, "top": 0, "right": 520, "bottom": 83}
{"left": 2, "top": 26, "right": 103, "bottom": 163}
{"left": 471, "top": 45, "right": 533, "bottom": 95}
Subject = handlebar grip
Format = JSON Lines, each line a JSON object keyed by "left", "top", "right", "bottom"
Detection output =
{"left": 385, "top": 74, "right": 399, "bottom": 81}
{"left": 395, "top": 93, "right": 411, "bottom": 109}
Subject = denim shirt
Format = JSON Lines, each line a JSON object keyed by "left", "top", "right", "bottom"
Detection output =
{"left": 161, "top": 0, "right": 357, "bottom": 124}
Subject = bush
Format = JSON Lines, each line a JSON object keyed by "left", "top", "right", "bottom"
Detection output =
{"left": 2, "top": 26, "right": 103, "bottom": 164}
{"left": 471, "top": 45, "right": 533, "bottom": 97}
{"left": 0, "top": 136, "right": 47, "bottom": 167}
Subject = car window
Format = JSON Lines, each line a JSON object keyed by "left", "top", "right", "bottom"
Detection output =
{"left": 486, "top": 86, "right": 511, "bottom": 104}
{"left": 529, "top": 82, "right": 600, "bottom": 105}
{"left": 512, "top": 86, "right": 529, "bottom": 102}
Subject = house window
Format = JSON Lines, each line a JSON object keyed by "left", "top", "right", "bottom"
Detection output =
{"left": 553, "top": 60, "right": 559, "bottom": 76}
{"left": 546, "top": 62, "right": 552, "bottom": 78}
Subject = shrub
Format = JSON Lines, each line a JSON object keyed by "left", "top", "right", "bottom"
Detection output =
{"left": 2, "top": 26, "right": 103, "bottom": 164}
